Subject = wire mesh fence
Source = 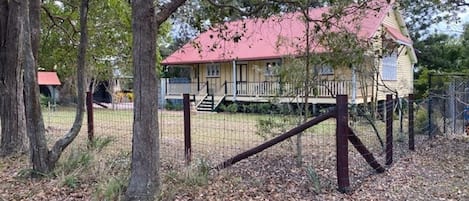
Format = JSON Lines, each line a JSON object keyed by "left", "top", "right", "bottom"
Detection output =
{"left": 39, "top": 91, "right": 464, "bottom": 193}
{"left": 427, "top": 75, "right": 469, "bottom": 136}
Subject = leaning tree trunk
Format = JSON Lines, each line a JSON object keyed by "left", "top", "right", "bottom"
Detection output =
{"left": 125, "top": 0, "right": 160, "bottom": 200}
{"left": 23, "top": 0, "right": 87, "bottom": 174}
{"left": 0, "top": 0, "right": 28, "bottom": 157}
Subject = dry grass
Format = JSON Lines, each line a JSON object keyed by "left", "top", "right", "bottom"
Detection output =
{"left": 0, "top": 106, "right": 424, "bottom": 200}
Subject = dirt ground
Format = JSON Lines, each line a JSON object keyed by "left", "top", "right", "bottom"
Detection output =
{"left": 1, "top": 135, "right": 468, "bottom": 201}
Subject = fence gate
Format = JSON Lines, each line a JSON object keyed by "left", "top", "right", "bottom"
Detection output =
{"left": 428, "top": 73, "right": 469, "bottom": 135}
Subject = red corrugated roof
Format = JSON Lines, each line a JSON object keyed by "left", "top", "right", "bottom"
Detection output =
{"left": 162, "top": 0, "right": 398, "bottom": 65}
{"left": 384, "top": 25, "right": 413, "bottom": 45}
{"left": 38, "top": 72, "right": 61, "bottom": 85}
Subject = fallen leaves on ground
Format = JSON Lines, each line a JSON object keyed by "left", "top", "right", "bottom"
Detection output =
{"left": 1, "top": 135, "right": 469, "bottom": 200}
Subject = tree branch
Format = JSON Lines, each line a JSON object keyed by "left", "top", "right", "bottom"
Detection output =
{"left": 41, "top": 5, "right": 78, "bottom": 40}
{"left": 204, "top": 0, "right": 275, "bottom": 17}
{"left": 156, "top": 0, "right": 187, "bottom": 25}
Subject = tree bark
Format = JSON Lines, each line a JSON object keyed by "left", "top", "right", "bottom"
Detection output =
{"left": 29, "top": 0, "right": 40, "bottom": 61}
{"left": 125, "top": 0, "right": 160, "bottom": 200}
{"left": 126, "top": 0, "right": 186, "bottom": 200}
{"left": 0, "top": 0, "right": 28, "bottom": 157}
{"left": 23, "top": 0, "right": 87, "bottom": 173}
{"left": 22, "top": 0, "right": 50, "bottom": 172}
{"left": 47, "top": 0, "right": 88, "bottom": 166}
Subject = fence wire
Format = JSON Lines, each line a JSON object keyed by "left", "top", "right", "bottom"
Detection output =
{"left": 40, "top": 91, "right": 468, "bottom": 194}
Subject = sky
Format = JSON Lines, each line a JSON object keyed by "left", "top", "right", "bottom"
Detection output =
{"left": 432, "top": 12, "right": 469, "bottom": 36}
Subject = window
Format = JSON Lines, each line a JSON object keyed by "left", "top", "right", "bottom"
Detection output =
{"left": 206, "top": 63, "right": 220, "bottom": 77}
{"left": 382, "top": 54, "right": 397, "bottom": 80}
{"left": 265, "top": 61, "right": 280, "bottom": 76}
{"left": 318, "top": 65, "right": 334, "bottom": 75}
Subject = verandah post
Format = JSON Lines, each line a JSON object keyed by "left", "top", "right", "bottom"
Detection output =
{"left": 183, "top": 93, "right": 192, "bottom": 165}
{"left": 408, "top": 94, "right": 415, "bottom": 151}
{"left": 336, "top": 95, "right": 350, "bottom": 193}
{"left": 224, "top": 80, "right": 227, "bottom": 94}
{"left": 385, "top": 94, "right": 393, "bottom": 165}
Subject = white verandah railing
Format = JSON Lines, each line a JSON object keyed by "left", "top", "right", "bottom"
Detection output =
{"left": 165, "top": 80, "right": 367, "bottom": 98}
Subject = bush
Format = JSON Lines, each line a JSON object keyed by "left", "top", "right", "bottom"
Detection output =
{"left": 40, "top": 94, "right": 50, "bottom": 107}
{"left": 219, "top": 103, "right": 238, "bottom": 113}
{"left": 165, "top": 100, "right": 183, "bottom": 111}
{"left": 415, "top": 108, "right": 428, "bottom": 134}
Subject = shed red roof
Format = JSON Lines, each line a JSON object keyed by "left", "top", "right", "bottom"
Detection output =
{"left": 162, "top": 0, "right": 405, "bottom": 65}
{"left": 38, "top": 72, "right": 61, "bottom": 86}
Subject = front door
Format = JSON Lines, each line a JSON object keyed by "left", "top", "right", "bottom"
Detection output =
{"left": 236, "top": 64, "right": 247, "bottom": 94}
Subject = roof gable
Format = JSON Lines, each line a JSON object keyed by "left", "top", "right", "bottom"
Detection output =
{"left": 163, "top": 0, "right": 403, "bottom": 65}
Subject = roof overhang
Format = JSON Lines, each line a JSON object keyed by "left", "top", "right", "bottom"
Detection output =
{"left": 38, "top": 72, "right": 61, "bottom": 86}
{"left": 384, "top": 25, "right": 413, "bottom": 47}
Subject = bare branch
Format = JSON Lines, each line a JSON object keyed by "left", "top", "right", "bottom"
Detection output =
{"left": 204, "top": 0, "right": 275, "bottom": 17}
{"left": 41, "top": 5, "right": 78, "bottom": 40}
{"left": 156, "top": 0, "right": 187, "bottom": 25}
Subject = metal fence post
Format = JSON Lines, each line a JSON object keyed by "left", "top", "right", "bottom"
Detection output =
{"left": 86, "top": 91, "right": 94, "bottom": 144}
{"left": 183, "top": 94, "right": 192, "bottom": 165}
{"left": 408, "top": 94, "right": 415, "bottom": 151}
{"left": 428, "top": 73, "right": 433, "bottom": 138}
{"left": 336, "top": 95, "right": 350, "bottom": 193}
{"left": 386, "top": 94, "right": 393, "bottom": 165}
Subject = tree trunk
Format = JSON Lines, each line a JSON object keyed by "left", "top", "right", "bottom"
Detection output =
{"left": 0, "top": 0, "right": 28, "bottom": 157}
{"left": 23, "top": 0, "right": 87, "bottom": 174}
{"left": 22, "top": 0, "right": 50, "bottom": 173}
{"left": 125, "top": 0, "right": 160, "bottom": 200}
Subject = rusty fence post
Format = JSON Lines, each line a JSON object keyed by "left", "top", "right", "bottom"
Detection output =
{"left": 86, "top": 91, "right": 94, "bottom": 144}
{"left": 336, "top": 95, "right": 350, "bottom": 193}
{"left": 385, "top": 94, "right": 393, "bottom": 166}
{"left": 183, "top": 93, "right": 192, "bottom": 165}
{"left": 408, "top": 94, "right": 415, "bottom": 151}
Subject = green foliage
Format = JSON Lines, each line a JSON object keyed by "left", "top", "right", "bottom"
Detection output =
{"left": 163, "top": 158, "right": 211, "bottom": 188}
{"left": 88, "top": 136, "right": 114, "bottom": 152}
{"left": 63, "top": 175, "right": 79, "bottom": 189}
{"left": 95, "top": 175, "right": 128, "bottom": 201}
{"left": 40, "top": 94, "right": 50, "bottom": 107}
{"left": 60, "top": 149, "right": 93, "bottom": 175}
{"left": 413, "top": 26, "right": 469, "bottom": 99}
{"left": 415, "top": 107, "right": 429, "bottom": 135}
{"left": 219, "top": 103, "right": 239, "bottom": 113}
{"left": 164, "top": 100, "right": 183, "bottom": 111}
{"left": 400, "top": 0, "right": 468, "bottom": 39}
{"left": 255, "top": 116, "right": 295, "bottom": 140}
{"left": 40, "top": 0, "right": 172, "bottom": 90}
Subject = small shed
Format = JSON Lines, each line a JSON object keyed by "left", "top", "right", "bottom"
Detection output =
{"left": 38, "top": 71, "right": 61, "bottom": 106}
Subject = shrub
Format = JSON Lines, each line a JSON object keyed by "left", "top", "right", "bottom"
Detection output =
{"left": 165, "top": 100, "right": 183, "bottom": 111}
{"left": 220, "top": 103, "right": 238, "bottom": 113}
{"left": 415, "top": 108, "right": 428, "bottom": 134}
{"left": 40, "top": 94, "right": 50, "bottom": 107}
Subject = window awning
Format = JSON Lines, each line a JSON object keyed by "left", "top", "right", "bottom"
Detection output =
{"left": 38, "top": 71, "right": 61, "bottom": 86}
{"left": 384, "top": 25, "right": 413, "bottom": 46}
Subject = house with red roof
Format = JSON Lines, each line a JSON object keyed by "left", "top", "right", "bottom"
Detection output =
{"left": 161, "top": 0, "right": 417, "bottom": 112}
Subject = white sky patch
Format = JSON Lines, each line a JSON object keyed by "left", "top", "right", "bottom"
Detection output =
{"left": 432, "top": 11, "right": 469, "bottom": 36}
{"left": 53, "top": 1, "right": 64, "bottom": 8}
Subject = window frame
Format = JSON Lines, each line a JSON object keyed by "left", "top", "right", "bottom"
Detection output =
{"left": 381, "top": 53, "right": 398, "bottom": 81}
{"left": 206, "top": 63, "right": 221, "bottom": 78}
